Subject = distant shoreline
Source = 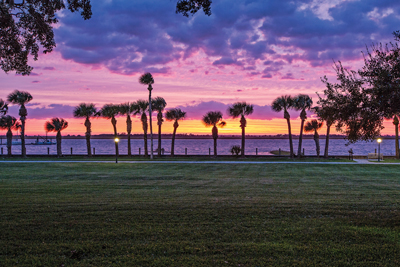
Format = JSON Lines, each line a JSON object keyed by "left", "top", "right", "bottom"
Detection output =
{"left": 1, "top": 134, "right": 397, "bottom": 140}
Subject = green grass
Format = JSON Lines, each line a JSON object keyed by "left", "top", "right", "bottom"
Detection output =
{"left": 1, "top": 163, "right": 400, "bottom": 266}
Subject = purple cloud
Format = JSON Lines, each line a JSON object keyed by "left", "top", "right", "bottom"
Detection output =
{"left": 7, "top": 104, "right": 75, "bottom": 120}
{"left": 53, "top": 0, "right": 400, "bottom": 76}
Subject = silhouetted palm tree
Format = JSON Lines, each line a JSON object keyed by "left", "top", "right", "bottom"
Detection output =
{"left": 165, "top": 108, "right": 186, "bottom": 156}
{"left": 45, "top": 118, "right": 68, "bottom": 157}
{"left": 272, "top": 95, "right": 294, "bottom": 158}
{"left": 0, "top": 115, "right": 19, "bottom": 156}
{"left": 228, "top": 102, "right": 254, "bottom": 156}
{"left": 98, "top": 104, "right": 120, "bottom": 157}
{"left": 119, "top": 102, "right": 138, "bottom": 156}
{"left": 304, "top": 119, "right": 323, "bottom": 157}
{"left": 293, "top": 94, "right": 313, "bottom": 157}
{"left": 139, "top": 73, "right": 155, "bottom": 159}
{"left": 0, "top": 99, "right": 8, "bottom": 115}
{"left": 73, "top": 103, "right": 97, "bottom": 157}
{"left": 314, "top": 104, "right": 336, "bottom": 158}
{"left": 152, "top": 97, "right": 167, "bottom": 156}
{"left": 134, "top": 100, "right": 149, "bottom": 157}
{"left": 202, "top": 111, "right": 226, "bottom": 156}
{"left": 7, "top": 90, "right": 32, "bottom": 157}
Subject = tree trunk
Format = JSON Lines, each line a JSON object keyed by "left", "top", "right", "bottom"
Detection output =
{"left": 314, "top": 131, "right": 320, "bottom": 158}
{"left": 6, "top": 128, "right": 12, "bottom": 156}
{"left": 127, "top": 115, "right": 132, "bottom": 156}
{"left": 324, "top": 123, "right": 331, "bottom": 158}
{"left": 56, "top": 131, "right": 62, "bottom": 157}
{"left": 85, "top": 117, "right": 92, "bottom": 157}
{"left": 158, "top": 112, "right": 162, "bottom": 156}
{"left": 20, "top": 116, "right": 26, "bottom": 157}
{"left": 297, "top": 109, "right": 307, "bottom": 158}
{"left": 212, "top": 125, "right": 218, "bottom": 156}
{"left": 144, "top": 130, "right": 148, "bottom": 156}
{"left": 285, "top": 112, "right": 294, "bottom": 158}
{"left": 148, "top": 88, "right": 153, "bottom": 159}
{"left": 394, "top": 116, "right": 399, "bottom": 159}
{"left": 171, "top": 121, "right": 178, "bottom": 156}
{"left": 240, "top": 115, "right": 246, "bottom": 157}
{"left": 112, "top": 116, "right": 118, "bottom": 157}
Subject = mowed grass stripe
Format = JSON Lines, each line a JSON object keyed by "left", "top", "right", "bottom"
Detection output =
{"left": 1, "top": 163, "right": 400, "bottom": 266}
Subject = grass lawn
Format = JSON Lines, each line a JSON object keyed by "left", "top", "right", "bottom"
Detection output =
{"left": 1, "top": 163, "right": 400, "bottom": 266}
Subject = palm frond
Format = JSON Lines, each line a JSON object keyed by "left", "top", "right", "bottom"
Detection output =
{"left": 272, "top": 95, "right": 293, "bottom": 112}
{"left": 152, "top": 97, "right": 167, "bottom": 112}
{"left": 165, "top": 108, "right": 186, "bottom": 121}
{"left": 7, "top": 90, "right": 33, "bottom": 105}
{"left": 139, "top": 73, "right": 154, "bottom": 85}
{"left": 45, "top": 118, "right": 68, "bottom": 132}
{"left": 73, "top": 103, "right": 97, "bottom": 118}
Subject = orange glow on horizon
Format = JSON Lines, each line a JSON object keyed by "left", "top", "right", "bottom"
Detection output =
{"left": 2, "top": 117, "right": 398, "bottom": 137}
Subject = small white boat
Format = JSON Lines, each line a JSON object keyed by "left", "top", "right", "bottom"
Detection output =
{"left": 31, "top": 135, "right": 56, "bottom": 145}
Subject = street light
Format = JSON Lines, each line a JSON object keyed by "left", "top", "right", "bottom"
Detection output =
{"left": 114, "top": 137, "right": 119, "bottom": 163}
{"left": 377, "top": 138, "right": 382, "bottom": 162}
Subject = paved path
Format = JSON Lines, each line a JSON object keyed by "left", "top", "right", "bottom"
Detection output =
{"left": 1, "top": 160, "right": 400, "bottom": 164}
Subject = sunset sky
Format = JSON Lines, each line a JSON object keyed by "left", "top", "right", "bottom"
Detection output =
{"left": 1, "top": 0, "right": 400, "bottom": 136}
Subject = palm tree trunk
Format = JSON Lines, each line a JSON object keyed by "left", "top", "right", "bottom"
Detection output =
{"left": 297, "top": 119, "right": 305, "bottom": 158}
{"left": 213, "top": 138, "right": 217, "bottom": 156}
{"left": 158, "top": 114, "right": 162, "bottom": 156}
{"left": 56, "top": 131, "right": 62, "bottom": 157}
{"left": 112, "top": 117, "right": 118, "bottom": 157}
{"left": 6, "top": 129, "right": 12, "bottom": 156}
{"left": 171, "top": 123, "right": 177, "bottom": 156}
{"left": 144, "top": 130, "right": 148, "bottom": 157}
{"left": 212, "top": 125, "right": 218, "bottom": 156}
{"left": 286, "top": 118, "right": 294, "bottom": 158}
{"left": 85, "top": 117, "right": 92, "bottom": 157}
{"left": 148, "top": 90, "right": 153, "bottom": 159}
{"left": 127, "top": 115, "right": 132, "bottom": 156}
{"left": 241, "top": 126, "right": 245, "bottom": 157}
{"left": 20, "top": 116, "right": 26, "bottom": 157}
{"left": 324, "top": 123, "right": 331, "bottom": 158}
{"left": 314, "top": 131, "right": 320, "bottom": 157}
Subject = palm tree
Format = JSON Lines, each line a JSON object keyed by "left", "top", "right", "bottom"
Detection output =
{"left": 44, "top": 118, "right": 68, "bottom": 157}
{"left": 314, "top": 104, "right": 336, "bottom": 158}
{"left": 228, "top": 102, "right": 254, "bottom": 156}
{"left": 134, "top": 100, "right": 149, "bottom": 157}
{"left": 165, "top": 108, "right": 186, "bottom": 156}
{"left": 202, "top": 111, "right": 226, "bottom": 157}
{"left": 0, "top": 115, "right": 19, "bottom": 156}
{"left": 293, "top": 94, "right": 313, "bottom": 157}
{"left": 139, "top": 72, "right": 155, "bottom": 159}
{"left": 272, "top": 95, "right": 294, "bottom": 158}
{"left": 119, "top": 102, "right": 138, "bottom": 156}
{"left": 7, "top": 90, "right": 33, "bottom": 157}
{"left": 98, "top": 104, "right": 120, "bottom": 157}
{"left": 152, "top": 97, "right": 167, "bottom": 156}
{"left": 0, "top": 99, "right": 8, "bottom": 115}
{"left": 304, "top": 119, "right": 323, "bottom": 157}
{"left": 73, "top": 103, "right": 97, "bottom": 157}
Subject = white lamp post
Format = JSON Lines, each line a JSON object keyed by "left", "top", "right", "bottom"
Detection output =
{"left": 115, "top": 137, "right": 119, "bottom": 163}
{"left": 377, "top": 138, "right": 382, "bottom": 162}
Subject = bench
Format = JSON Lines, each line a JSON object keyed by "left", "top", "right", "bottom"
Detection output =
{"left": 367, "top": 153, "right": 383, "bottom": 160}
